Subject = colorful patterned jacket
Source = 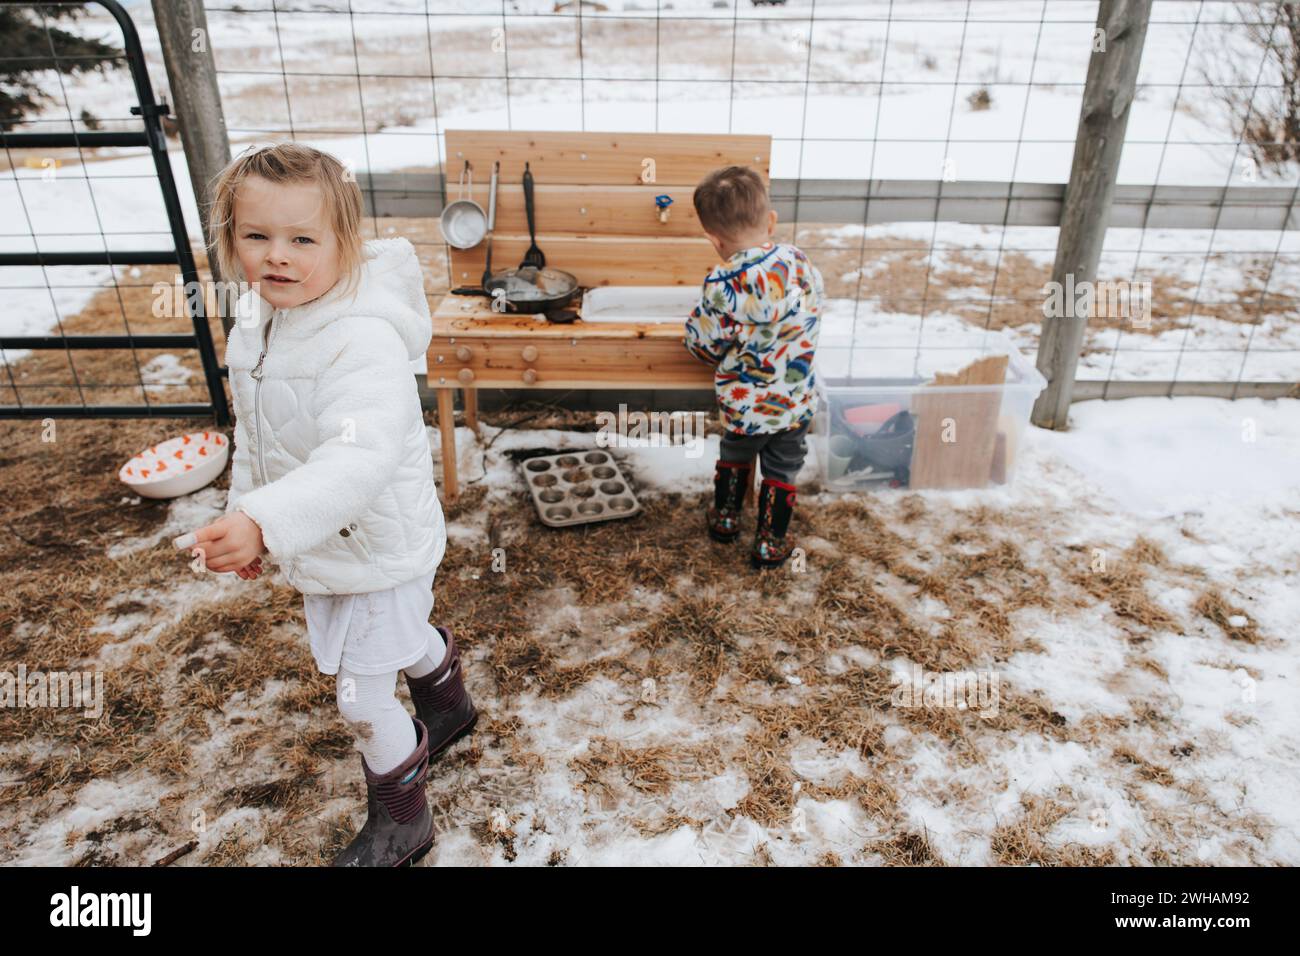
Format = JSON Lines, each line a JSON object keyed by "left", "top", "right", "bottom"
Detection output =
{"left": 684, "top": 241, "right": 822, "bottom": 435}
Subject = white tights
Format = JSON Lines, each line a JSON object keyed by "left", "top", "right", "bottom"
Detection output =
{"left": 335, "top": 628, "right": 447, "bottom": 774}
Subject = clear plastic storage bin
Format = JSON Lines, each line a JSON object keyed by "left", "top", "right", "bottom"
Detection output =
{"left": 813, "top": 330, "right": 1046, "bottom": 491}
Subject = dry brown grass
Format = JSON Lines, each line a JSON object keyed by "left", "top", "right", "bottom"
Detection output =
{"left": 786, "top": 225, "right": 1293, "bottom": 339}
{"left": 0, "top": 334, "right": 1280, "bottom": 864}
{"left": 1193, "top": 588, "right": 1263, "bottom": 644}
{"left": 570, "top": 737, "right": 724, "bottom": 804}
{"left": 803, "top": 499, "right": 1060, "bottom": 669}
{"left": 1113, "top": 746, "right": 1177, "bottom": 788}
{"left": 483, "top": 628, "right": 632, "bottom": 699}
{"left": 865, "top": 829, "right": 948, "bottom": 866}
{"left": 1070, "top": 536, "right": 1184, "bottom": 636}
{"left": 989, "top": 793, "right": 1118, "bottom": 866}
{"left": 633, "top": 593, "right": 744, "bottom": 695}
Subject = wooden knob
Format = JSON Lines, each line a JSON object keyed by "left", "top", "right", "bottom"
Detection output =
{"left": 521, "top": 345, "right": 539, "bottom": 363}
{"left": 455, "top": 345, "right": 472, "bottom": 362}
{"left": 521, "top": 369, "right": 538, "bottom": 385}
{"left": 458, "top": 368, "right": 475, "bottom": 384}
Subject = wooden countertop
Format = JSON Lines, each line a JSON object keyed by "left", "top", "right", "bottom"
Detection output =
{"left": 432, "top": 293, "right": 690, "bottom": 340}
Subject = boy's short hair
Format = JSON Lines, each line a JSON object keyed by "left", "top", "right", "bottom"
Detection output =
{"left": 207, "top": 142, "right": 365, "bottom": 298}
{"left": 693, "top": 165, "right": 770, "bottom": 242}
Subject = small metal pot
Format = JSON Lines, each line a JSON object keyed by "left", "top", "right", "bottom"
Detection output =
{"left": 441, "top": 161, "right": 488, "bottom": 250}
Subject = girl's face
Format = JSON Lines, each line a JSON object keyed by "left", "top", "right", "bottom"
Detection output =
{"left": 233, "top": 175, "right": 342, "bottom": 311}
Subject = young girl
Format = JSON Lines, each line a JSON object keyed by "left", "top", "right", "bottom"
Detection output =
{"left": 181, "top": 143, "right": 476, "bottom": 867}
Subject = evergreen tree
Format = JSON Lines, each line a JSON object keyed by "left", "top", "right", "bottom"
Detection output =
{"left": 1, "top": 4, "right": 121, "bottom": 130}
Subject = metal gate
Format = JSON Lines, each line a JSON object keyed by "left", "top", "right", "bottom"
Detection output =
{"left": 0, "top": 0, "right": 230, "bottom": 425}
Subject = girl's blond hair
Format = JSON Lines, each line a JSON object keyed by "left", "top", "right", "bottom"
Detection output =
{"left": 207, "top": 142, "right": 364, "bottom": 300}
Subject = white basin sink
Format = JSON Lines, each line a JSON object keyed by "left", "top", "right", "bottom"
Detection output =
{"left": 580, "top": 286, "right": 699, "bottom": 323}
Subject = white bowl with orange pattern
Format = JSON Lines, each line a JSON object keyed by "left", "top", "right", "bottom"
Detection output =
{"left": 119, "top": 430, "right": 230, "bottom": 499}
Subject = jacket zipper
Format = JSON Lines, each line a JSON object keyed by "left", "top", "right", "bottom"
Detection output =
{"left": 249, "top": 310, "right": 281, "bottom": 488}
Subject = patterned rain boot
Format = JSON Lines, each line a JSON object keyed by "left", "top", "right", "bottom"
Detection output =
{"left": 332, "top": 717, "right": 435, "bottom": 867}
{"left": 708, "top": 460, "right": 753, "bottom": 542}
{"left": 406, "top": 626, "right": 478, "bottom": 761}
{"left": 751, "top": 478, "right": 797, "bottom": 569}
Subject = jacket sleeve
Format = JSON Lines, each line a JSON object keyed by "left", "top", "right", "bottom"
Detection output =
{"left": 684, "top": 277, "right": 739, "bottom": 365}
{"left": 232, "top": 317, "right": 414, "bottom": 561}
{"left": 224, "top": 414, "right": 254, "bottom": 516}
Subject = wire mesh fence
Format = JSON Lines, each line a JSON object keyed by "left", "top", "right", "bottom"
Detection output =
{"left": 192, "top": 0, "right": 1300, "bottom": 396}
{"left": 0, "top": 0, "right": 229, "bottom": 420}
{"left": 2, "top": 0, "right": 1298, "bottom": 420}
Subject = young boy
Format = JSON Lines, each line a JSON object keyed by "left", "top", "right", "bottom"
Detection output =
{"left": 684, "top": 165, "right": 823, "bottom": 569}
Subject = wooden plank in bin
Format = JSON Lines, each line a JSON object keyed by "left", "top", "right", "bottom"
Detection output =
{"left": 908, "top": 354, "right": 1009, "bottom": 490}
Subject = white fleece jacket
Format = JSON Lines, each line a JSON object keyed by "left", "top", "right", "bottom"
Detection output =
{"left": 223, "top": 237, "right": 446, "bottom": 595}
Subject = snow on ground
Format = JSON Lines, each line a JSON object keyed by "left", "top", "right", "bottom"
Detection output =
{"left": 441, "top": 397, "right": 1300, "bottom": 864}
{"left": 1006, "top": 399, "right": 1300, "bottom": 864}
{"left": 3, "top": 395, "right": 1298, "bottom": 865}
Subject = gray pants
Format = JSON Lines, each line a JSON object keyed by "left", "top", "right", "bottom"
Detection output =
{"left": 718, "top": 417, "right": 811, "bottom": 485}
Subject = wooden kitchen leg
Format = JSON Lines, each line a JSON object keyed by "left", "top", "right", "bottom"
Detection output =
{"left": 436, "top": 386, "right": 459, "bottom": 501}
{"left": 463, "top": 385, "right": 479, "bottom": 435}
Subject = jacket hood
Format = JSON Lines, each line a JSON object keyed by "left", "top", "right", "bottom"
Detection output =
{"left": 232, "top": 237, "right": 431, "bottom": 360}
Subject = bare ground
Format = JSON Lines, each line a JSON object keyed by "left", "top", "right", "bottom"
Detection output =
{"left": 0, "top": 215, "right": 1292, "bottom": 864}
{"left": 0, "top": 390, "right": 1287, "bottom": 864}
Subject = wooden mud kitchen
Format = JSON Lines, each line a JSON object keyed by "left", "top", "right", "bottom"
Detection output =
{"left": 428, "top": 129, "right": 772, "bottom": 500}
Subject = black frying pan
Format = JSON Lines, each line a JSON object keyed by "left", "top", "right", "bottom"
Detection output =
{"left": 449, "top": 268, "right": 580, "bottom": 317}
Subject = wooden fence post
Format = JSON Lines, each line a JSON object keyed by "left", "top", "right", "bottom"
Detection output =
{"left": 150, "top": 0, "right": 233, "bottom": 334}
{"left": 1032, "top": 0, "right": 1153, "bottom": 429}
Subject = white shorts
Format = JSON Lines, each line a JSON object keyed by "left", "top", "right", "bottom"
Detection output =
{"left": 303, "top": 570, "right": 438, "bottom": 677}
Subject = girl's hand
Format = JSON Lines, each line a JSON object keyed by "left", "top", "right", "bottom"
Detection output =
{"left": 235, "top": 557, "right": 264, "bottom": 581}
{"left": 189, "top": 512, "right": 266, "bottom": 573}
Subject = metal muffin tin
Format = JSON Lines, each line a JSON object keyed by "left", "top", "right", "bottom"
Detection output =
{"left": 521, "top": 450, "right": 642, "bottom": 528}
